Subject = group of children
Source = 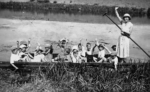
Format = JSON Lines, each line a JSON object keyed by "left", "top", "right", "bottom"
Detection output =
{"left": 10, "top": 38, "right": 118, "bottom": 70}
{"left": 10, "top": 7, "right": 134, "bottom": 71}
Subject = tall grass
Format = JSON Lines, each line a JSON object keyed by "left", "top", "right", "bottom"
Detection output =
{"left": 0, "top": 62, "right": 150, "bottom": 92}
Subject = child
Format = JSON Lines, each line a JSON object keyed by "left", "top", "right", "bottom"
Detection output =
{"left": 104, "top": 45, "right": 118, "bottom": 70}
{"left": 43, "top": 44, "right": 53, "bottom": 62}
{"left": 70, "top": 46, "right": 81, "bottom": 63}
{"left": 31, "top": 47, "right": 45, "bottom": 62}
{"left": 94, "top": 44, "right": 107, "bottom": 63}
{"left": 18, "top": 44, "right": 29, "bottom": 62}
{"left": 64, "top": 48, "right": 72, "bottom": 62}
{"left": 78, "top": 43, "right": 86, "bottom": 62}
{"left": 85, "top": 41, "right": 97, "bottom": 62}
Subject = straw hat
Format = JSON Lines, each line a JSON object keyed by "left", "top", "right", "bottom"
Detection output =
{"left": 19, "top": 44, "right": 27, "bottom": 49}
{"left": 123, "top": 13, "right": 131, "bottom": 20}
{"left": 36, "top": 46, "right": 42, "bottom": 50}
{"left": 45, "top": 43, "right": 51, "bottom": 48}
{"left": 36, "top": 46, "right": 43, "bottom": 52}
{"left": 11, "top": 46, "right": 18, "bottom": 50}
{"left": 72, "top": 45, "right": 78, "bottom": 51}
{"left": 20, "top": 40, "right": 28, "bottom": 46}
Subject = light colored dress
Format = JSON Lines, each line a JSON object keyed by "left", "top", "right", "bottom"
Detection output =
{"left": 117, "top": 21, "right": 133, "bottom": 58}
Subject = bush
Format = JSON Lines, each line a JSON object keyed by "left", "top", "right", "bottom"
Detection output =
{"left": 0, "top": 62, "right": 150, "bottom": 92}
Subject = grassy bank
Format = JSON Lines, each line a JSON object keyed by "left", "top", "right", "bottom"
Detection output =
{"left": 0, "top": 62, "right": 150, "bottom": 92}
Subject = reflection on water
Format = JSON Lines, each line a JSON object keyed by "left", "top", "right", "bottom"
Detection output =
{"left": 0, "top": 9, "right": 150, "bottom": 25}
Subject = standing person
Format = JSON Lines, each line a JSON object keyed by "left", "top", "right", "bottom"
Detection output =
{"left": 115, "top": 7, "right": 133, "bottom": 63}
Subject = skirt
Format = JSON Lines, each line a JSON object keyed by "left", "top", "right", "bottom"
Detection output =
{"left": 117, "top": 35, "right": 130, "bottom": 58}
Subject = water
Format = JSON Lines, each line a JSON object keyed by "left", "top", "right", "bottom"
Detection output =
{"left": 0, "top": 9, "right": 150, "bottom": 25}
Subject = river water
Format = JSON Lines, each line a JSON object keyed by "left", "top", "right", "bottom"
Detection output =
{"left": 0, "top": 9, "right": 150, "bottom": 24}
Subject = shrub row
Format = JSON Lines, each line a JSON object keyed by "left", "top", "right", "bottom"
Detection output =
{"left": 0, "top": 2, "right": 147, "bottom": 17}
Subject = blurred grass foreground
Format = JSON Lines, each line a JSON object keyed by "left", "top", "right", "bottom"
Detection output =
{"left": 0, "top": 62, "right": 150, "bottom": 92}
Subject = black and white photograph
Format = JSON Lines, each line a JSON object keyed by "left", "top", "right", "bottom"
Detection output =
{"left": 0, "top": 0, "right": 150, "bottom": 91}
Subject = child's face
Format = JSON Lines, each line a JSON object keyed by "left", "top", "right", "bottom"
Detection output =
{"left": 86, "top": 44, "right": 91, "bottom": 50}
{"left": 37, "top": 50, "right": 42, "bottom": 54}
{"left": 45, "top": 47, "right": 49, "bottom": 51}
{"left": 21, "top": 47, "right": 27, "bottom": 52}
{"left": 112, "top": 47, "right": 116, "bottom": 51}
{"left": 12, "top": 49, "right": 18, "bottom": 54}
{"left": 111, "top": 55, "right": 115, "bottom": 59}
{"left": 98, "top": 47, "right": 104, "bottom": 51}
{"left": 73, "top": 50, "right": 78, "bottom": 57}
{"left": 78, "top": 45, "right": 82, "bottom": 51}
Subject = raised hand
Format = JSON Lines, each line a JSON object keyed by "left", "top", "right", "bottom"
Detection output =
{"left": 115, "top": 7, "right": 119, "bottom": 10}
{"left": 95, "top": 38, "right": 99, "bottom": 46}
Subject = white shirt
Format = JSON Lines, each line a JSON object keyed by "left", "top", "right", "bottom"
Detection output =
{"left": 31, "top": 54, "right": 45, "bottom": 62}
{"left": 10, "top": 53, "right": 20, "bottom": 64}
{"left": 121, "top": 22, "right": 133, "bottom": 33}
{"left": 98, "top": 50, "right": 105, "bottom": 58}
{"left": 71, "top": 52, "right": 80, "bottom": 63}
{"left": 18, "top": 52, "right": 27, "bottom": 61}
{"left": 86, "top": 48, "right": 93, "bottom": 55}
{"left": 111, "top": 57, "right": 118, "bottom": 65}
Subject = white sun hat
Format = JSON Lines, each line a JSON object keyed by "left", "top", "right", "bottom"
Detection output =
{"left": 11, "top": 46, "right": 18, "bottom": 50}
{"left": 19, "top": 44, "right": 27, "bottom": 49}
{"left": 72, "top": 45, "right": 78, "bottom": 51}
{"left": 123, "top": 13, "right": 131, "bottom": 20}
{"left": 45, "top": 43, "right": 51, "bottom": 47}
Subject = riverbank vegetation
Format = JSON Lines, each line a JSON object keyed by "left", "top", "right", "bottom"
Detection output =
{"left": 0, "top": 2, "right": 148, "bottom": 18}
{"left": 0, "top": 62, "right": 150, "bottom": 92}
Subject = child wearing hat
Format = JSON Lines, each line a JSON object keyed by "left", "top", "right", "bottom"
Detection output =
{"left": 104, "top": 45, "right": 118, "bottom": 70}
{"left": 115, "top": 7, "right": 133, "bottom": 63}
{"left": 93, "top": 44, "right": 107, "bottom": 63}
{"left": 85, "top": 39, "right": 98, "bottom": 62}
{"left": 71, "top": 46, "right": 81, "bottom": 63}
{"left": 77, "top": 41, "right": 86, "bottom": 62}
{"left": 18, "top": 44, "right": 29, "bottom": 62}
{"left": 30, "top": 46, "right": 45, "bottom": 62}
